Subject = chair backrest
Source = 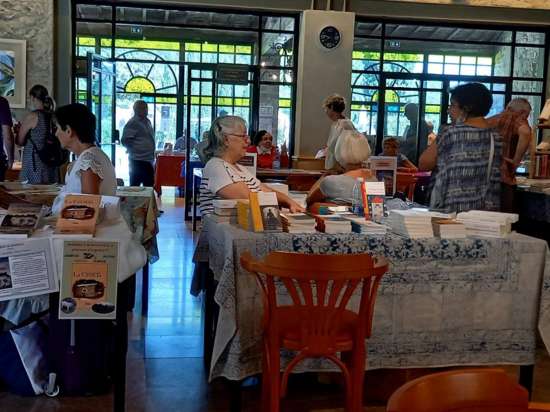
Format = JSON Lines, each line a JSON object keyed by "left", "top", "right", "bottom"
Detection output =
{"left": 396, "top": 172, "right": 418, "bottom": 200}
{"left": 240, "top": 251, "right": 388, "bottom": 353}
{"left": 386, "top": 369, "right": 529, "bottom": 412}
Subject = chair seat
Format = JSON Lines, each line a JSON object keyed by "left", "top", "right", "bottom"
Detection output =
{"left": 276, "top": 307, "right": 358, "bottom": 353}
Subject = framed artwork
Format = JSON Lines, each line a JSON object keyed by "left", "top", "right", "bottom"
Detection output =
{"left": 0, "top": 39, "right": 26, "bottom": 109}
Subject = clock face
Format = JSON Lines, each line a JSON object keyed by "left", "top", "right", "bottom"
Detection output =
{"left": 319, "top": 26, "right": 341, "bottom": 50}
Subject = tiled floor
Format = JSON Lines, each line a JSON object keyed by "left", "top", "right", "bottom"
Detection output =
{"left": 1, "top": 190, "right": 550, "bottom": 411}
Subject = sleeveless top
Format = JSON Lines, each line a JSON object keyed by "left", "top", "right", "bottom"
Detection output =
{"left": 20, "top": 111, "right": 60, "bottom": 184}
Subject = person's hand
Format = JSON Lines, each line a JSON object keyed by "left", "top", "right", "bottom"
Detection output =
{"left": 12, "top": 122, "right": 20, "bottom": 136}
{"left": 288, "top": 199, "right": 305, "bottom": 213}
{"left": 503, "top": 157, "right": 519, "bottom": 169}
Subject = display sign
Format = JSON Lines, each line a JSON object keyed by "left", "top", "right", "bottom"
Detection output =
{"left": 59, "top": 241, "right": 119, "bottom": 320}
{"left": 217, "top": 64, "right": 249, "bottom": 85}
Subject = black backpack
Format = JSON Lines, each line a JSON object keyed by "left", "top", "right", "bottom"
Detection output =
{"left": 29, "top": 112, "right": 69, "bottom": 168}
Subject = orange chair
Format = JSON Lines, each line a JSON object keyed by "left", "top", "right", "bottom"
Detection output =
{"left": 395, "top": 172, "right": 419, "bottom": 201}
{"left": 386, "top": 368, "right": 550, "bottom": 412}
{"left": 241, "top": 251, "right": 389, "bottom": 412}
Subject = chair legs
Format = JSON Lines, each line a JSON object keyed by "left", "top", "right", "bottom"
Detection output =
{"left": 262, "top": 341, "right": 281, "bottom": 412}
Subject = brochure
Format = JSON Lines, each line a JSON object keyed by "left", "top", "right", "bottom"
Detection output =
{"left": 0, "top": 238, "right": 58, "bottom": 302}
{"left": 368, "top": 156, "right": 397, "bottom": 195}
{"left": 59, "top": 240, "right": 119, "bottom": 320}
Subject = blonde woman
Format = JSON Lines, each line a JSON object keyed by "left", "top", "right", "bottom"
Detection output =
{"left": 322, "top": 94, "right": 358, "bottom": 171}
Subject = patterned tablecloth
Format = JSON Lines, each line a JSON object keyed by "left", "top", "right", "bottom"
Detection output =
{"left": 193, "top": 216, "right": 550, "bottom": 381}
{"left": 116, "top": 187, "right": 160, "bottom": 263}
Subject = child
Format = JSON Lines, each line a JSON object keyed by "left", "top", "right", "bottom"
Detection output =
{"left": 381, "top": 138, "right": 418, "bottom": 171}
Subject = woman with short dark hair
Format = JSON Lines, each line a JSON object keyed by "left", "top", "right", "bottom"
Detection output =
{"left": 51, "top": 103, "right": 117, "bottom": 213}
{"left": 426, "top": 83, "right": 502, "bottom": 213}
{"left": 247, "top": 130, "right": 276, "bottom": 168}
{"left": 16, "top": 85, "right": 60, "bottom": 183}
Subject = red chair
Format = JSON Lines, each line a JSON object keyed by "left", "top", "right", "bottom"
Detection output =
{"left": 241, "top": 251, "right": 389, "bottom": 412}
{"left": 386, "top": 368, "right": 550, "bottom": 412}
{"left": 396, "top": 172, "right": 419, "bottom": 201}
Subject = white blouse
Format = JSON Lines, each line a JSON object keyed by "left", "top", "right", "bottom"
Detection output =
{"left": 325, "top": 119, "right": 357, "bottom": 170}
{"left": 52, "top": 146, "right": 117, "bottom": 213}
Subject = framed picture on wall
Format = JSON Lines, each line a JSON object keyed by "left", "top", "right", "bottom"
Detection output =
{"left": 0, "top": 39, "right": 26, "bottom": 109}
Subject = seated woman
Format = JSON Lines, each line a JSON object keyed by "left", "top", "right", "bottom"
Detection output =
{"left": 247, "top": 130, "right": 276, "bottom": 169}
{"left": 420, "top": 83, "right": 501, "bottom": 213}
{"left": 380, "top": 138, "right": 418, "bottom": 171}
{"left": 307, "top": 130, "right": 374, "bottom": 209}
{"left": 52, "top": 103, "right": 117, "bottom": 213}
{"left": 198, "top": 116, "right": 304, "bottom": 216}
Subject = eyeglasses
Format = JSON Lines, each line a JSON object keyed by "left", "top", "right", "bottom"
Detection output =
{"left": 226, "top": 132, "right": 249, "bottom": 140}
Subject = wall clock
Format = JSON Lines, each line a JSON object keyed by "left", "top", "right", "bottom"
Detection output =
{"left": 319, "top": 26, "right": 341, "bottom": 50}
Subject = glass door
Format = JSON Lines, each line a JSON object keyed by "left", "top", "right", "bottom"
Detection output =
{"left": 183, "top": 63, "right": 258, "bottom": 219}
{"left": 87, "top": 53, "right": 116, "bottom": 164}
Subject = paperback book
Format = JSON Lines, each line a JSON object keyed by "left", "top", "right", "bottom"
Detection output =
{"left": 55, "top": 194, "right": 101, "bottom": 236}
{"left": 249, "top": 191, "right": 282, "bottom": 232}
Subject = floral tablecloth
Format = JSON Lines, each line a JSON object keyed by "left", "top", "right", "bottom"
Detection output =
{"left": 193, "top": 216, "right": 550, "bottom": 381}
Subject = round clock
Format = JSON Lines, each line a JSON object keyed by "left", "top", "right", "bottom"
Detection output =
{"left": 319, "top": 26, "right": 341, "bottom": 50}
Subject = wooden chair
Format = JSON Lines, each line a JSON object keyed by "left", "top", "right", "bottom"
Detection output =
{"left": 386, "top": 368, "right": 550, "bottom": 412}
{"left": 241, "top": 251, "right": 389, "bottom": 412}
{"left": 395, "top": 172, "right": 419, "bottom": 201}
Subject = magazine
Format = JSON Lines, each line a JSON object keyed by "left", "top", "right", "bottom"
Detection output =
{"left": 59, "top": 240, "right": 119, "bottom": 320}
{"left": 368, "top": 156, "right": 397, "bottom": 195}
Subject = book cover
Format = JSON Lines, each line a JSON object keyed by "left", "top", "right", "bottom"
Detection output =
{"left": 59, "top": 240, "right": 118, "bottom": 320}
{"left": 368, "top": 156, "right": 397, "bottom": 195}
{"left": 55, "top": 194, "right": 101, "bottom": 236}
{"left": 363, "top": 181, "right": 386, "bottom": 222}
{"left": 0, "top": 203, "right": 45, "bottom": 238}
{"left": 237, "top": 153, "right": 257, "bottom": 176}
{"left": 249, "top": 192, "right": 282, "bottom": 232}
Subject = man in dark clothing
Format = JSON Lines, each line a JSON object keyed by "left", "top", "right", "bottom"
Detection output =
{"left": 401, "top": 103, "right": 430, "bottom": 164}
{"left": 0, "top": 97, "right": 14, "bottom": 181}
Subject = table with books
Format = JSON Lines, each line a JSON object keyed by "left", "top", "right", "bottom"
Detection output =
{"left": 193, "top": 213, "right": 550, "bottom": 385}
{"left": 516, "top": 178, "right": 550, "bottom": 224}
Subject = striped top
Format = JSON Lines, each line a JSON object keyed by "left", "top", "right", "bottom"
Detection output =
{"left": 430, "top": 124, "right": 502, "bottom": 213}
{"left": 199, "top": 157, "right": 261, "bottom": 216}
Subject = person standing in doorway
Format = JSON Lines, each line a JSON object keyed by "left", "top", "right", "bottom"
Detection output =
{"left": 0, "top": 96, "right": 14, "bottom": 181}
{"left": 122, "top": 100, "right": 156, "bottom": 187}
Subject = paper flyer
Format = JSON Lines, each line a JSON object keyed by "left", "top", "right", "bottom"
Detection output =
{"left": 0, "top": 238, "right": 58, "bottom": 302}
{"left": 59, "top": 240, "right": 119, "bottom": 320}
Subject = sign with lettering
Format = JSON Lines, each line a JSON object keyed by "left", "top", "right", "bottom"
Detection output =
{"left": 217, "top": 65, "right": 250, "bottom": 85}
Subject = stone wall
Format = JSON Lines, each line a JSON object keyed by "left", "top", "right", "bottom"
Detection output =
{"left": 0, "top": 0, "right": 54, "bottom": 116}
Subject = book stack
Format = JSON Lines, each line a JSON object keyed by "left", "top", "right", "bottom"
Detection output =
{"left": 533, "top": 152, "right": 550, "bottom": 178}
{"left": 456, "top": 210, "right": 518, "bottom": 238}
{"left": 345, "top": 216, "right": 387, "bottom": 235}
{"left": 211, "top": 199, "right": 239, "bottom": 224}
{"left": 432, "top": 218, "right": 467, "bottom": 239}
{"left": 315, "top": 215, "right": 352, "bottom": 234}
{"left": 280, "top": 213, "right": 317, "bottom": 233}
{"left": 386, "top": 210, "right": 434, "bottom": 239}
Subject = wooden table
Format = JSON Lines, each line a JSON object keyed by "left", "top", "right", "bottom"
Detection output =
{"left": 256, "top": 168, "right": 324, "bottom": 191}
{"left": 154, "top": 153, "right": 185, "bottom": 196}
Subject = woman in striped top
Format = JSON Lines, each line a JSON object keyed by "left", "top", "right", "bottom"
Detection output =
{"left": 421, "top": 83, "right": 502, "bottom": 213}
{"left": 198, "top": 116, "right": 304, "bottom": 216}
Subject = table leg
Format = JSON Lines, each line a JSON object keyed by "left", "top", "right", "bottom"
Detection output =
{"left": 141, "top": 264, "right": 149, "bottom": 317}
{"left": 203, "top": 269, "right": 218, "bottom": 371}
{"left": 519, "top": 364, "right": 534, "bottom": 399}
{"left": 113, "top": 280, "right": 130, "bottom": 412}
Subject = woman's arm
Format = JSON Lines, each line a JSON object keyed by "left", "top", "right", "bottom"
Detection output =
{"left": 510, "top": 124, "right": 532, "bottom": 166}
{"left": 260, "top": 183, "right": 305, "bottom": 213}
{"left": 419, "top": 143, "right": 437, "bottom": 171}
{"left": 216, "top": 181, "right": 304, "bottom": 213}
{"left": 306, "top": 177, "right": 326, "bottom": 205}
{"left": 80, "top": 169, "right": 102, "bottom": 195}
{"left": 15, "top": 112, "right": 38, "bottom": 146}
{"left": 401, "top": 158, "right": 418, "bottom": 171}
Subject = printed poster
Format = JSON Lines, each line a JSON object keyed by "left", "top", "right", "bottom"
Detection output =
{"left": 59, "top": 240, "right": 119, "bottom": 320}
{"left": 0, "top": 238, "right": 58, "bottom": 302}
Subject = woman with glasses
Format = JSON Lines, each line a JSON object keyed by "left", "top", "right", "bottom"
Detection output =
{"left": 197, "top": 115, "right": 304, "bottom": 216}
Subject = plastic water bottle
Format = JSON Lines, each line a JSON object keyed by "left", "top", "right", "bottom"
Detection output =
{"left": 272, "top": 146, "right": 281, "bottom": 169}
{"left": 352, "top": 177, "right": 364, "bottom": 216}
